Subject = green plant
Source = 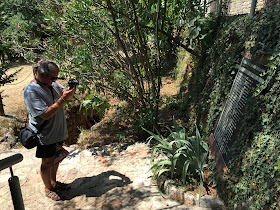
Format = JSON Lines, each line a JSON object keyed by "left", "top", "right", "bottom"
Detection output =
{"left": 161, "top": 95, "right": 179, "bottom": 110}
{"left": 144, "top": 119, "right": 209, "bottom": 204}
{"left": 0, "top": 0, "right": 45, "bottom": 62}
{"left": 31, "top": 0, "right": 211, "bottom": 129}
{"left": 79, "top": 93, "right": 111, "bottom": 120}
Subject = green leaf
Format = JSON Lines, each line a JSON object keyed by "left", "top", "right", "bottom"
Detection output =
{"left": 157, "top": 168, "right": 170, "bottom": 177}
{"left": 171, "top": 152, "right": 181, "bottom": 178}
{"left": 198, "top": 178, "right": 203, "bottom": 206}
{"left": 182, "top": 160, "right": 191, "bottom": 184}
{"left": 150, "top": 160, "right": 172, "bottom": 172}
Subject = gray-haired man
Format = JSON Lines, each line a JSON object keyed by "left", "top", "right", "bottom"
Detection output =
{"left": 24, "top": 61, "right": 76, "bottom": 201}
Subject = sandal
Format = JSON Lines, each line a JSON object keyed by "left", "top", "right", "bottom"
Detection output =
{"left": 45, "top": 190, "right": 62, "bottom": 201}
{"left": 53, "top": 181, "right": 71, "bottom": 191}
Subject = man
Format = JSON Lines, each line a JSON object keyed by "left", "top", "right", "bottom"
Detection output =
{"left": 24, "top": 61, "right": 76, "bottom": 201}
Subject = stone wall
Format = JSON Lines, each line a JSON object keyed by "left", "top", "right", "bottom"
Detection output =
{"left": 208, "top": 0, "right": 280, "bottom": 15}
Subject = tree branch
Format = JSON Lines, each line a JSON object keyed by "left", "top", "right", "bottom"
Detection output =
{"left": 95, "top": 2, "right": 200, "bottom": 57}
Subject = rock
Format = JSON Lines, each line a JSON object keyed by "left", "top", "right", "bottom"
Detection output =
{"left": 103, "top": 199, "right": 122, "bottom": 209}
{"left": 0, "top": 116, "right": 18, "bottom": 149}
{"left": 164, "top": 180, "right": 195, "bottom": 206}
{"left": 4, "top": 133, "right": 15, "bottom": 145}
{"left": 184, "top": 192, "right": 196, "bottom": 207}
{"left": 165, "top": 182, "right": 183, "bottom": 204}
{"left": 164, "top": 180, "right": 224, "bottom": 209}
{"left": 195, "top": 194, "right": 225, "bottom": 209}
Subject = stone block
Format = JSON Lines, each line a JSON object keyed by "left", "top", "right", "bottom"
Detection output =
{"left": 164, "top": 181, "right": 196, "bottom": 207}
{"left": 0, "top": 116, "right": 18, "bottom": 149}
{"left": 183, "top": 192, "right": 195, "bottom": 207}
{"left": 195, "top": 195, "right": 225, "bottom": 209}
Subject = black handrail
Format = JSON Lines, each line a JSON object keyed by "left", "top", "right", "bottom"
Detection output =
{"left": 0, "top": 153, "right": 25, "bottom": 210}
{"left": 0, "top": 153, "right": 23, "bottom": 171}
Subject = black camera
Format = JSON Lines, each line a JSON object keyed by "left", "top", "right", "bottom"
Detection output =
{"left": 68, "top": 78, "right": 79, "bottom": 89}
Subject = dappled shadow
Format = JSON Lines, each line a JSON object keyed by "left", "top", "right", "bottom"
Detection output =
{"left": 63, "top": 170, "right": 132, "bottom": 200}
{"left": 158, "top": 106, "right": 182, "bottom": 125}
{"left": 94, "top": 186, "right": 157, "bottom": 209}
{"left": 53, "top": 170, "right": 160, "bottom": 209}
{"left": 160, "top": 53, "right": 178, "bottom": 77}
{"left": 66, "top": 149, "right": 81, "bottom": 159}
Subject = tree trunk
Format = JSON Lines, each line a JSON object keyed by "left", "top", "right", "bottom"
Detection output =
{"left": 0, "top": 92, "right": 5, "bottom": 116}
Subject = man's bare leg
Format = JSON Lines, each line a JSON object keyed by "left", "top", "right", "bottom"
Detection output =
{"left": 50, "top": 162, "right": 60, "bottom": 186}
{"left": 40, "top": 156, "right": 55, "bottom": 192}
{"left": 41, "top": 156, "right": 62, "bottom": 200}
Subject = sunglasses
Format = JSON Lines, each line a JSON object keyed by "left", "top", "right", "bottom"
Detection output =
{"left": 48, "top": 76, "right": 58, "bottom": 82}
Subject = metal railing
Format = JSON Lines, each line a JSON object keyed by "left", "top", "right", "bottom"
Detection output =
{"left": 0, "top": 153, "right": 25, "bottom": 210}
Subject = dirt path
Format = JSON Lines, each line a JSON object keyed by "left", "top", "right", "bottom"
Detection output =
{"left": 0, "top": 143, "right": 211, "bottom": 210}
{"left": 0, "top": 64, "right": 34, "bottom": 117}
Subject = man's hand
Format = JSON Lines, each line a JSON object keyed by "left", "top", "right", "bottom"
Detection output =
{"left": 62, "top": 87, "right": 76, "bottom": 101}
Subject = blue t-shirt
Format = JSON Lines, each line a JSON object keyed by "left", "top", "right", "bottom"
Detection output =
{"left": 23, "top": 81, "right": 68, "bottom": 145}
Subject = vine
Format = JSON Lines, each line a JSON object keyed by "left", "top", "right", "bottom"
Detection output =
{"left": 180, "top": 6, "right": 280, "bottom": 209}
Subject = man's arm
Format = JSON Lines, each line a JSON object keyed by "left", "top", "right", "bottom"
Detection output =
{"left": 39, "top": 88, "right": 76, "bottom": 120}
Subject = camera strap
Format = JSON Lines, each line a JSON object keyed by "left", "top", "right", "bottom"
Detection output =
{"left": 48, "top": 86, "right": 55, "bottom": 102}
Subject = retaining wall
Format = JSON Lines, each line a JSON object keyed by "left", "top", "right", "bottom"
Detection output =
{"left": 208, "top": 0, "right": 280, "bottom": 15}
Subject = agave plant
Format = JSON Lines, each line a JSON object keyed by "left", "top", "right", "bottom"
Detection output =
{"left": 144, "top": 119, "right": 209, "bottom": 204}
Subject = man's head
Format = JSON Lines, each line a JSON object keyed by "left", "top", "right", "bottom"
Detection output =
{"left": 38, "top": 61, "right": 59, "bottom": 77}
{"left": 35, "top": 61, "right": 59, "bottom": 86}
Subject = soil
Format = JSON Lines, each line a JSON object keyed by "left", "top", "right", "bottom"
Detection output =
{"left": 0, "top": 63, "right": 221, "bottom": 209}
{"left": 0, "top": 63, "right": 34, "bottom": 120}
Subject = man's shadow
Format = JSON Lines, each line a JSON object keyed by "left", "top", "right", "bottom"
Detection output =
{"left": 63, "top": 170, "right": 132, "bottom": 200}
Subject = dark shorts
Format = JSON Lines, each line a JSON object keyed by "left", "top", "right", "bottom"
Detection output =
{"left": 36, "top": 141, "right": 64, "bottom": 158}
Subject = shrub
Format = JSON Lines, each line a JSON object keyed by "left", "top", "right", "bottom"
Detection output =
{"left": 144, "top": 119, "right": 209, "bottom": 204}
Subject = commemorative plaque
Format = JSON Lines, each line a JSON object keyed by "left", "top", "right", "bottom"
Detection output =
{"left": 208, "top": 57, "right": 267, "bottom": 173}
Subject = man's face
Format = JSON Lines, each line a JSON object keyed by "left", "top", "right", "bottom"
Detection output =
{"left": 41, "top": 71, "right": 59, "bottom": 87}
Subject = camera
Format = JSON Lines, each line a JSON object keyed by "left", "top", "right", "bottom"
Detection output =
{"left": 68, "top": 78, "right": 79, "bottom": 89}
